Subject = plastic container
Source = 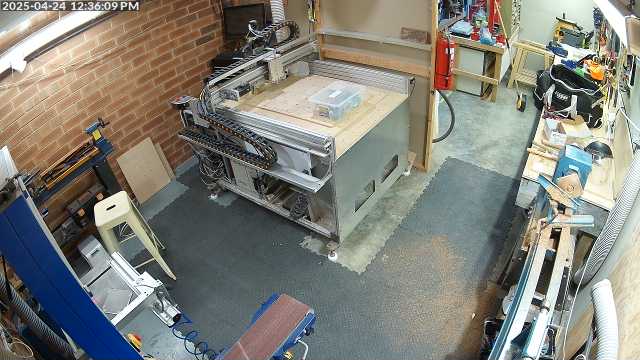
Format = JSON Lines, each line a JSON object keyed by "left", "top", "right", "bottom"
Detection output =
{"left": 309, "top": 82, "right": 364, "bottom": 120}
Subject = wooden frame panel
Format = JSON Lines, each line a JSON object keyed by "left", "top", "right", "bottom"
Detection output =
{"left": 313, "top": 0, "right": 437, "bottom": 170}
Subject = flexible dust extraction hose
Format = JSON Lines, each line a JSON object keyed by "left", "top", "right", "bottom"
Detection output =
{"left": 591, "top": 279, "right": 618, "bottom": 360}
{"left": 0, "top": 271, "right": 74, "bottom": 360}
{"left": 433, "top": 89, "right": 455, "bottom": 143}
{"left": 0, "top": 349, "right": 29, "bottom": 360}
{"left": 573, "top": 151, "right": 640, "bottom": 286}
{"left": 270, "top": 0, "right": 287, "bottom": 43}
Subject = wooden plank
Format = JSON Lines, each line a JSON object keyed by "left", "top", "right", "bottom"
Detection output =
{"left": 320, "top": 44, "right": 430, "bottom": 77}
{"left": 423, "top": 0, "right": 438, "bottom": 171}
{"left": 452, "top": 68, "right": 500, "bottom": 85}
{"left": 490, "top": 52, "right": 503, "bottom": 102}
{"left": 315, "top": 0, "right": 324, "bottom": 59}
{"left": 319, "top": 28, "right": 432, "bottom": 51}
{"left": 116, "top": 138, "right": 171, "bottom": 203}
{"left": 451, "top": 35, "right": 506, "bottom": 54}
{"left": 318, "top": 0, "right": 431, "bottom": 41}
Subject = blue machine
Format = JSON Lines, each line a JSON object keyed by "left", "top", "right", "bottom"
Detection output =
{"left": 553, "top": 145, "right": 593, "bottom": 187}
{"left": 0, "top": 147, "right": 316, "bottom": 360}
{"left": 31, "top": 118, "right": 120, "bottom": 205}
{"left": 0, "top": 149, "right": 141, "bottom": 360}
{"left": 216, "top": 293, "right": 316, "bottom": 360}
{"left": 249, "top": 294, "right": 316, "bottom": 360}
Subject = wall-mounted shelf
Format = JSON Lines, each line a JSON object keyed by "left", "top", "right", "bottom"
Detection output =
{"left": 320, "top": 44, "right": 430, "bottom": 78}
{"left": 318, "top": 28, "right": 432, "bottom": 51}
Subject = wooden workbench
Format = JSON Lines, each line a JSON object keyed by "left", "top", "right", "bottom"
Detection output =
{"left": 452, "top": 35, "right": 506, "bottom": 102}
{"left": 516, "top": 106, "right": 633, "bottom": 236}
{"left": 521, "top": 114, "right": 616, "bottom": 210}
{"left": 223, "top": 75, "right": 408, "bottom": 159}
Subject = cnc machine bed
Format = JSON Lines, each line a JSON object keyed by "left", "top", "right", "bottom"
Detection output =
{"left": 224, "top": 75, "right": 408, "bottom": 159}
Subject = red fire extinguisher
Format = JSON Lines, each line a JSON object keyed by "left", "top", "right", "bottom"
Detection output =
{"left": 434, "top": 32, "right": 456, "bottom": 90}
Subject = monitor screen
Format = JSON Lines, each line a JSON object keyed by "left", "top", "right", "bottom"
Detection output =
{"left": 223, "top": 4, "right": 266, "bottom": 39}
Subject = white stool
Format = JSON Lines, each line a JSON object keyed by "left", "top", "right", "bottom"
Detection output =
{"left": 94, "top": 191, "right": 176, "bottom": 280}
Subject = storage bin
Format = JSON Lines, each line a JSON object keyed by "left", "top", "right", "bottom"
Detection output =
{"left": 309, "top": 82, "right": 364, "bottom": 120}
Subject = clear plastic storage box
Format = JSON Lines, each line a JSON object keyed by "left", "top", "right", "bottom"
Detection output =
{"left": 308, "top": 82, "right": 364, "bottom": 121}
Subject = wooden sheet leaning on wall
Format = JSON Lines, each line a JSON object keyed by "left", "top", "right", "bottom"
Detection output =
{"left": 313, "top": 0, "right": 438, "bottom": 170}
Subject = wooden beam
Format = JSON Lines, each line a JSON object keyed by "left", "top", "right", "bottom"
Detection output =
{"left": 320, "top": 44, "right": 430, "bottom": 77}
{"left": 423, "top": 0, "right": 439, "bottom": 171}
{"left": 318, "top": 28, "right": 432, "bottom": 51}
{"left": 314, "top": 0, "right": 324, "bottom": 59}
{"left": 451, "top": 35, "right": 506, "bottom": 54}
{"left": 452, "top": 68, "right": 500, "bottom": 85}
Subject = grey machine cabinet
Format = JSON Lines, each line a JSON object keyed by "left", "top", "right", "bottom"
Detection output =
{"left": 179, "top": 38, "right": 412, "bottom": 242}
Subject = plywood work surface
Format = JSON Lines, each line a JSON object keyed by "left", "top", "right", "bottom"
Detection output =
{"left": 522, "top": 114, "right": 615, "bottom": 210}
{"left": 225, "top": 75, "right": 407, "bottom": 158}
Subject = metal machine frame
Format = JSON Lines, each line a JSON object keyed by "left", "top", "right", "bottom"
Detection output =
{"left": 177, "top": 35, "right": 412, "bottom": 241}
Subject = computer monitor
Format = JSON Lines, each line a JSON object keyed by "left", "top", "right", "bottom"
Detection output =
{"left": 223, "top": 4, "right": 267, "bottom": 40}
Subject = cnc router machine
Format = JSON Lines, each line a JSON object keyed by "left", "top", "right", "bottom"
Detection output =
{"left": 173, "top": 21, "right": 413, "bottom": 241}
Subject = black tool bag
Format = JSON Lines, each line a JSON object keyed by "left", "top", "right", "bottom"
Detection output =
{"left": 533, "top": 64, "right": 604, "bottom": 128}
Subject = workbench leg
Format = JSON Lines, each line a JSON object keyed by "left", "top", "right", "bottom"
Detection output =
{"left": 491, "top": 53, "right": 502, "bottom": 102}
{"left": 508, "top": 47, "right": 523, "bottom": 89}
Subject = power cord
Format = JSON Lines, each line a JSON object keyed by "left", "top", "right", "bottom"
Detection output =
{"left": 433, "top": 89, "right": 456, "bottom": 143}
{"left": 189, "top": 144, "right": 226, "bottom": 188}
{"left": 171, "top": 313, "right": 219, "bottom": 360}
{"left": 297, "top": 339, "right": 309, "bottom": 360}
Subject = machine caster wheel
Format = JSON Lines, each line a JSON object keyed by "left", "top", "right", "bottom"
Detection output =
{"left": 326, "top": 241, "right": 339, "bottom": 262}
{"left": 516, "top": 94, "right": 527, "bottom": 112}
{"left": 208, "top": 186, "right": 224, "bottom": 201}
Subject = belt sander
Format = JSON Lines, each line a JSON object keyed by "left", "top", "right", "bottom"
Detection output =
{"left": 218, "top": 294, "right": 316, "bottom": 360}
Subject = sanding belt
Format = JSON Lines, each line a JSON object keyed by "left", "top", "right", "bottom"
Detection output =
{"left": 222, "top": 294, "right": 312, "bottom": 360}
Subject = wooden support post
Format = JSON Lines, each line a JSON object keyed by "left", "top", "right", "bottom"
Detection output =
{"left": 314, "top": 0, "right": 324, "bottom": 59}
{"left": 423, "top": 0, "right": 438, "bottom": 171}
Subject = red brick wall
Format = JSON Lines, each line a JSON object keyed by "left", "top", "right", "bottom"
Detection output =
{"left": 0, "top": 0, "right": 223, "bottom": 228}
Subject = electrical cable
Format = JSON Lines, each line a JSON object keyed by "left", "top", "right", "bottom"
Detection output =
{"left": 433, "top": 89, "right": 456, "bottom": 143}
{"left": 409, "top": 78, "right": 416, "bottom": 97}
{"left": 290, "top": 192, "right": 309, "bottom": 220}
{"left": 616, "top": 100, "right": 640, "bottom": 133}
{"left": 193, "top": 147, "right": 226, "bottom": 187}
{"left": 297, "top": 339, "right": 309, "bottom": 360}
{"left": 170, "top": 313, "right": 219, "bottom": 360}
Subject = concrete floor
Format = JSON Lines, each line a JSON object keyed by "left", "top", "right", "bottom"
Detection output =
{"left": 302, "top": 83, "right": 538, "bottom": 274}
{"left": 433, "top": 85, "right": 538, "bottom": 178}
{"left": 136, "top": 83, "right": 539, "bottom": 359}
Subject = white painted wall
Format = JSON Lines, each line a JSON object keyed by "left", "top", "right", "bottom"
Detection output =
{"left": 520, "top": 0, "right": 595, "bottom": 45}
